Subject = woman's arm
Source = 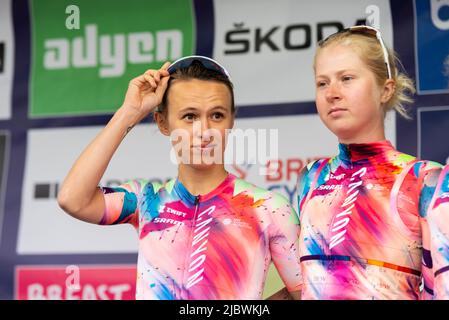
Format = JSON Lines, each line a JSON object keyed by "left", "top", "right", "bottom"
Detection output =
{"left": 57, "top": 63, "right": 170, "bottom": 223}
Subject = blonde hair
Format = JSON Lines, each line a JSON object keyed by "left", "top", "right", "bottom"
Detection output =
{"left": 315, "top": 31, "right": 416, "bottom": 119}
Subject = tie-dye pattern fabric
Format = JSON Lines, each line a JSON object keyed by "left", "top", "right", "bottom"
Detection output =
{"left": 99, "top": 173, "right": 301, "bottom": 299}
{"left": 296, "top": 140, "right": 442, "bottom": 299}
{"left": 421, "top": 165, "right": 449, "bottom": 299}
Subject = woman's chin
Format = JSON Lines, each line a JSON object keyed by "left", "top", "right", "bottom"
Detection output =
{"left": 176, "top": 156, "right": 221, "bottom": 170}
{"left": 328, "top": 125, "right": 359, "bottom": 142}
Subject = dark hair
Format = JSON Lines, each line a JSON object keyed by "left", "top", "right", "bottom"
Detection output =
{"left": 157, "top": 60, "right": 235, "bottom": 115}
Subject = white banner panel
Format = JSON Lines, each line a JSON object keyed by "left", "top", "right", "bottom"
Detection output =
{"left": 0, "top": 0, "right": 14, "bottom": 119}
{"left": 17, "top": 123, "right": 177, "bottom": 254}
{"left": 213, "top": 0, "right": 393, "bottom": 106}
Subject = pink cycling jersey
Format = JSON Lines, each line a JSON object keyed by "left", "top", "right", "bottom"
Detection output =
{"left": 296, "top": 140, "right": 442, "bottom": 299}
{"left": 99, "top": 173, "right": 301, "bottom": 299}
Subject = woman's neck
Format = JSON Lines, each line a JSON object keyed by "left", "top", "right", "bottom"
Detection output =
{"left": 178, "top": 164, "right": 228, "bottom": 196}
{"left": 338, "top": 124, "right": 386, "bottom": 145}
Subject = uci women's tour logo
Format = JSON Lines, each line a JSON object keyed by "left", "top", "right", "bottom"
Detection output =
{"left": 31, "top": 0, "right": 194, "bottom": 116}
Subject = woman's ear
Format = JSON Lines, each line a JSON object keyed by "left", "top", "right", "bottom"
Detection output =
{"left": 381, "top": 79, "right": 395, "bottom": 104}
{"left": 154, "top": 111, "right": 170, "bottom": 136}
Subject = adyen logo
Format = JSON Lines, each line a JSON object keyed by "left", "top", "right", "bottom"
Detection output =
{"left": 43, "top": 24, "right": 182, "bottom": 78}
{"left": 31, "top": 0, "right": 194, "bottom": 117}
{"left": 415, "top": 0, "right": 449, "bottom": 93}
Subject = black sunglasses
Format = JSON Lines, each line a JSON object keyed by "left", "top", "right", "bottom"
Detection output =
{"left": 167, "top": 55, "right": 232, "bottom": 81}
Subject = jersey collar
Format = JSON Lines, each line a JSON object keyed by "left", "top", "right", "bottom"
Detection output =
{"left": 173, "top": 172, "right": 235, "bottom": 206}
{"left": 338, "top": 140, "right": 395, "bottom": 164}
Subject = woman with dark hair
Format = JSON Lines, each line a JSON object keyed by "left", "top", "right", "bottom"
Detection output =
{"left": 58, "top": 56, "right": 301, "bottom": 300}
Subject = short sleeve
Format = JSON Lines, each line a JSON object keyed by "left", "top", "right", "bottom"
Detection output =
{"left": 420, "top": 164, "right": 449, "bottom": 299}
{"left": 98, "top": 179, "right": 148, "bottom": 229}
{"left": 268, "top": 192, "right": 302, "bottom": 293}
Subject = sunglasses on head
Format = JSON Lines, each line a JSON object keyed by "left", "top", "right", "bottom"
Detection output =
{"left": 167, "top": 55, "right": 232, "bottom": 81}
{"left": 318, "top": 25, "right": 393, "bottom": 79}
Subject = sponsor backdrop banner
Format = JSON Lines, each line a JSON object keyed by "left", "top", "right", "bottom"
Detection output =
{"left": 30, "top": 0, "right": 194, "bottom": 117}
{"left": 15, "top": 265, "right": 136, "bottom": 300}
{"left": 213, "top": 0, "right": 393, "bottom": 106}
{"left": 415, "top": 0, "right": 449, "bottom": 94}
{"left": 418, "top": 106, "right": 449, "bottom": 164}
{"left": 0, "top": 0, "right": 447, "bottom": 300}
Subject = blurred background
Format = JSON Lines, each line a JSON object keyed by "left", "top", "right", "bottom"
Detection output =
{"left": 0, "top": 0, "right": 448, "bottom": 300}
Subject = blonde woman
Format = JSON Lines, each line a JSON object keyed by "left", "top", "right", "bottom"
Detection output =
{"left": 295, "top": 26, "right": 443, "bottom": 299}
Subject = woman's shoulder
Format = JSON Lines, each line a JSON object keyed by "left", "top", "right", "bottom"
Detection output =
{"left": 297, "top": 157, "right": 332, "bottom": 185}
{"left": 232, "top": 176, "right": 289, "bottom": 203}
{"left": 392, "top": 149, "right": 442, "bottom": 170}
{"left": 232, "top": 176, "right": 272, "bottom": 200}
{"left": 394, "top": 150, "right": 443, "bottom": 177}
{"left": 232, "top": 176, "right": 294, "bottom": 212}
{"left": 128, "top": 178, "right": 176, "bottom": 198}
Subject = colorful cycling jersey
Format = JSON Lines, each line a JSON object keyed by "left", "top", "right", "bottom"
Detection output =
{"left": 421, "top": 165, "right": 449, "bottom": 299}
{"left": 99, "top": 173, "right": 301, "bottom": 299}
{"left": 296, "top": 140, "right": 442, "bottom": 299}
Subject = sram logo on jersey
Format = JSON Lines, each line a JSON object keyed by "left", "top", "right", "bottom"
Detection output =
{"left": 152, "top": 204, "right": 187, "bottom": 226}
{"left": 318, "top": 184, "right": 343, "bottom": 191}
{"left": 153, "top": 217, "right": 184, "bottom": 226}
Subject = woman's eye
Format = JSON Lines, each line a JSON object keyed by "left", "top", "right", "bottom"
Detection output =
{"left": 211, "top": 112, "right": 224, "bottom": 120}
{"left": 183, "top": 113, "right": 196, "bottom": 121}
{"left": 316, "top": 81, "right": 327, "bottom": 88}
{"left": 342, "top": 75, "right": 353, "bottom": 82}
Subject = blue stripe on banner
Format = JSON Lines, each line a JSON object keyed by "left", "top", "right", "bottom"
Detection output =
{"left": 193, "top": 0, "right": 214, "bottom": 57}
{"left": 0, "top": 0, "right": 31, "bottom": 300}
{"left": 391, "top": 0, "right": 449, "bottom": 157}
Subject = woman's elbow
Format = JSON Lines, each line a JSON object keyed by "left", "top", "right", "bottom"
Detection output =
{"left": 57, "top": 188, "right": 81, "bottom": 215}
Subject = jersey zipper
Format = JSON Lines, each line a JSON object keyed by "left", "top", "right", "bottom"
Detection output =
{"left": 181, "top": 194, "right": 201, "bottom": 299}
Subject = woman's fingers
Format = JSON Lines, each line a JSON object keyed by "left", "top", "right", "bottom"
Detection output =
{"left": 161, "top": 61, "right": 171, "bottom": 70}
{"left": 155, "top": 75, "right": 170, "bottom": 98}
{"left": 144, "top": 72, "right": 157, "bottom": 89}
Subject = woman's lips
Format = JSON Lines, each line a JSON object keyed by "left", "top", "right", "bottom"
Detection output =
{"left": 192, "top": 144, "right": 218, "bottom": 150}
{"left": 328, "top": 107, "right": 347, "bottom": 117}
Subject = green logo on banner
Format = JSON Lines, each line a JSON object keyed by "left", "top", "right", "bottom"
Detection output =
{"left": 31, "top": 0, "right": 195, "bottom": 117}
